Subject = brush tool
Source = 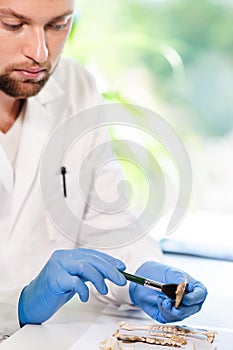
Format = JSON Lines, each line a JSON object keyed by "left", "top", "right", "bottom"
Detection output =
{"left": 121, "top": 271, "right": 187, "bottom": 308}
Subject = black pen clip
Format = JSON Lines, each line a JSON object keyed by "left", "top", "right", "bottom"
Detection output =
{"left": 61, "top": 166, "right": 67, "bottom": 198}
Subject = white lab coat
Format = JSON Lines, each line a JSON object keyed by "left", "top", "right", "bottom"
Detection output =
{"left": 0, "top": 58, "right": 163, "bottom": 337}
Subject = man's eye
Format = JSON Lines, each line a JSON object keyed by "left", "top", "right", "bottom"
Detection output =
{"left": 47, "top": 22, "right": 69, "bottom": 31}
{"left": 2, "top": 22, "right": 23, "bottom": 31}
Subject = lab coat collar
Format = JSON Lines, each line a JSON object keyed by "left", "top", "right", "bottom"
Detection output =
{"left": 9, "top": 76, "right": 65, "bottom": 234}
{"left": 0, "top": 145, "right": 14, "bottom": 195}
{"left": 35, "top": 75, "right": 65, "bottom": 105}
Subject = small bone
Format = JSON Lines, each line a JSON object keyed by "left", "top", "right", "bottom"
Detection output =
{"left": 99, "top": 336, "right": 123, "bottom": 350}
{"left": 117, "top": 321, "right": 217, "bottom": 344}
{"left": 179, "top": 325, "right": 217, "bottom": 343}
{"left": 117, "top": 321, "right": 150, "bottom": 331}
{"left": 113, "top": 330, "right": 187, "bottom": 347}
{"left": 175, "top": 276, "right": 188, "bottom": 308}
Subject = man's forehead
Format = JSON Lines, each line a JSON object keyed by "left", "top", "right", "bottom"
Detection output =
{"left": 0, "top": 0, "right": 75, "bottom": 22}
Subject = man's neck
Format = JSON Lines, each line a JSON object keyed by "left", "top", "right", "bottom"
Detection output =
{"left": 0, "top": 92, "right": 24, "bottom": 133}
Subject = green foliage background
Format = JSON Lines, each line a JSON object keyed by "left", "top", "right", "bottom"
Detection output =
{"left": 63, "top": 0, "right": 233, "bottom": 214}
{"left": 64, "top": 0, "right": 233, "bottom": 137}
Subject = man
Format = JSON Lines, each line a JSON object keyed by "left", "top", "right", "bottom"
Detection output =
{"left": 0, "top": 0, "right": 207, "bottom": 339}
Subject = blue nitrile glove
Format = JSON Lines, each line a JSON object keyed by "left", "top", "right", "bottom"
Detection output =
{"left": 18, "top": 248, "right": 126, "bottom": 326}
{"left": 129, "top": 261, "right": 207, "bottom": 324}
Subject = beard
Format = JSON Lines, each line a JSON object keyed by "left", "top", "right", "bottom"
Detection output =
{"left": 0, "top": 62, "right": 54, "bottom": 98}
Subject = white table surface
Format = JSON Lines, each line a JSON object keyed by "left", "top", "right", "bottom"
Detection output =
{"left": 1, "top": 254, "right": 233, "bottom": 349}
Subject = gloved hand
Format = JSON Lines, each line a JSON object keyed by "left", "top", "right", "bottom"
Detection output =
{"left": 129, "top": 261, "right": 207, "bottom": 324}
{"left": 18, "top": 248, "right": 126, "bottom": 326}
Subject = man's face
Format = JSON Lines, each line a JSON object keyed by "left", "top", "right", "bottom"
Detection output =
{"left": 0, "top": 0, "right": 75, "bottom": 98}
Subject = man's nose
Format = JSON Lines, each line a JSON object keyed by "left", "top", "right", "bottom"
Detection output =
{"left": 22, "top": 27, "right": 49, "bottom": 64}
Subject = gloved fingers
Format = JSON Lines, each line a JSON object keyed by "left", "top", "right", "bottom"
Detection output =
{"left": 130, "top": 285, "right": 204, "bottom": 324}
{"left": 173, "top": 303, "right": 202, "bottom": 319}
{"left": 158, "top": 297, "right": 181, "bottom": 315}
{"left": 158, "top": 293, "right": 202, "bottom": 316}
{"left": 134, "top": 261, "right": 169, "bottom": 283}
{"left": 56, "top": 261, "right": 110, "bottom": 295}
{"left": 165, "top": 270, "right": 207, "bottom": 306}
{"left": 131, "top": 285, "right": 163, "bottom": 304}
{"left": 154, "top": 298, "right": 173, "bottom": 323}
{"left": 134, "top": 262, "right": 187, "bottom": 285}
{"left": 66, "top": 275, "right": 90, "bottom": 302}
{"left": 74, "top": 261, "right": 109, "bottom": 295}
{"left": 165, "top": 268, "right": 189, "bottom": 285}
{"left": 129, "top": 285, "right": 163, "bottom": 318}
{"left": 132, "top": 292, "right": 177, "bottom": 323}
{"left": 62, "top": 254, "right": 126, "bottom": 287}
{"left": 132, "top": 292, "right": 182, "bottom": 324}
{"left": 182, "top": 283, "right": 207, "bottom": 306}
{"left": 134, "top": 292, "right": 161, "bottom": 320}
{"left": 133, "top": 290, "right": 201, "bottom": 324}
{"left": 72, "top": 248, "right": 126, "bottom": 271}
{"left": 70, "top": 277, "right": 90, "bottom": 302}
{"left": 157, "top": 297, "right": 185, "bottom": 322}
{"left": 88, "top": 256, "right": 126, "bottom": 286}
{"left": 49, "top": 272, "right": 90, "bottom": 301}
{"left": 58, "top": 257, "right": 125, "bottom": 294}
{"left": 158, "top": 297, "right": 202, "bottom": 322}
